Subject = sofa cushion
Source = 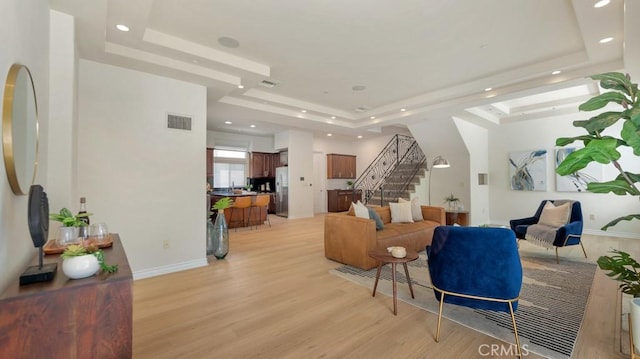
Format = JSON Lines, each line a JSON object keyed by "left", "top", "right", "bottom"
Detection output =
{"left": 352, "top": 201, "right": 369, "bottom": 219}
{"left": 390, "top": 201, "right": 414, "bottom": 223}
{"left": 399, "top": 197, "right": 423, "bottom": 221}
{"left": 373, "top": 206, "right": 392, "bottom": 224}
{"left": 538, "top": 201, "right": 571, "bottom": 227}
{"left": 367, "top": 207, "right": 384, "bottom": 230}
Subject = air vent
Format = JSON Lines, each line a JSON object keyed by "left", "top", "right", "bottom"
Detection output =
{"left": 259, "top": 80, "right": 278, "bottom": 88}
{"left": 167, "top": 113, "right": 192, "bottom": 131}
{"left": 354, "top": 106, "right": 370, "bottom": 113}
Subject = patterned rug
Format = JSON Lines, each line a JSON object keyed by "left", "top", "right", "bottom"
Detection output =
{"left": 330, "top": 254, "right": 596, "bottom": 359}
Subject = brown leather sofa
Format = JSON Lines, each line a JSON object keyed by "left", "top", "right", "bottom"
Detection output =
{"left": 324, "top": 205, "right": 446, "bottom": 270}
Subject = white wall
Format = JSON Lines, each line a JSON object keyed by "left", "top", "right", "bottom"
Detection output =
{"left": 489, "top": 111, "right": 640, "bottom": 237}
{"left": 78, "top": 60, "right": 207, "bottom": 278}
{"left": 207, "top": 131, "right": 275, "bottom": 152}
{"left": 454, "top": 117, "right": 490, "bottom": 225}
{"left": 0, "top": 0, "right": 50, "bottom": 292}
{"left": 275, "top": 129, "right": 314, "bottom": 218}
{"left": 408, "top": 120, "right": 470, "bottom": 208}
{"left": 47, "top": 10, "right": 77, "bottom": 220}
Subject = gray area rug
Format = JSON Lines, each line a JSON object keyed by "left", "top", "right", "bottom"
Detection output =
{"left": 330, "top": 254, "right": 596, "bottom": 359}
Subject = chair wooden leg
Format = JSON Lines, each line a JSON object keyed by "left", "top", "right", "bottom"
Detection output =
{"left": 265, "top": 206, "right": 271, "bottom": 228}
{"left": 555, "top": 247, "right": 559, "bottom": 264}
{"left": 508, "top": 301, "right": 522, "bottom": 359}
{"left": 435, "top": 292, "right": 445, "bottom": 343}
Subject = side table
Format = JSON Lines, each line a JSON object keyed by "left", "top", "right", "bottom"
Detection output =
{"left": 368, "top": 248, "right": 419, "bottom": 315}
{"left": 445, "top": 210, "right": 469, "bottom": 226}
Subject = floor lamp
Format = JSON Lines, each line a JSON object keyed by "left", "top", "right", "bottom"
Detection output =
{"left": 428, "top": 155, "right": 450, "bottom": 205}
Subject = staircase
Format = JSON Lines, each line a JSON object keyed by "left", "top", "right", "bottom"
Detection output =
{"left": 367, "top": 162, "right": 427, "bottom": 206}
{"left": 353, "top": 134, "right": 426, "bottom": 206}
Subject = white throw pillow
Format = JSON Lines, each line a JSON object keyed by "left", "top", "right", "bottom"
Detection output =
{"left": 399, "top": 197, "right": 423, "bottom": 221}
{"left": 352, "top": 201, "right": 369, "bottom": 219}
{"left": 389, "top": 201, "right": 414, "bottom": 223}
{"left": 538, "top": 201, "right": 571, "bottom": 228}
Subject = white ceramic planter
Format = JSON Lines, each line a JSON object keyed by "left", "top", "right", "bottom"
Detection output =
{"left": 631, "top": 298, "right": 640, "bottom": 353}
{"left": 62, "top": 255, "right": 100, "bottom": 279}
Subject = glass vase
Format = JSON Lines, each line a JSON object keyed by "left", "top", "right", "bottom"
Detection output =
{"left": 206, "top": 217, "right": 216, "bottom": 256}
{"left": 212, "top": 210, "right": 229, "bottom": 259}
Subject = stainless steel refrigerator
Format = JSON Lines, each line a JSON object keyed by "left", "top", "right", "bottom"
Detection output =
{"left": 275, "top": 166, "right": 288, "bottom": 217}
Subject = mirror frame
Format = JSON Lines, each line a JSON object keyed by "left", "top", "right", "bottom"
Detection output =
{"left": 2, "top": 64, "right": 39, "bottom": 195}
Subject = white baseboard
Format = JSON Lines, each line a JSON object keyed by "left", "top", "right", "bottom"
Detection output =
{"left": 133, "top": 258, "right": 208, "bottom": 280}
{"left": 583, "top": 228, "right": 640, "bottom": 240}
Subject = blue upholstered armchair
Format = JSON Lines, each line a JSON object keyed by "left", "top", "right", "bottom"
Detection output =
{"left": 509, "top": 200, "right": 585, "bottom": 263}
{"left": 426, "top": 226, "right": 523, "bottom": 358}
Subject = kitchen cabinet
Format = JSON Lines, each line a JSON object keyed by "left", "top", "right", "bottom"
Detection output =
{"left": 328, "top": 189, "right": 362, "bottom": 212}
{"left": 206, "top": 148, "right": 213, "bottom": 177}
{"left": 251, "top": 152, "right": 277, "bottom": 178}
{"left": 327, "top": 154, "right": 356, "bottom": 179}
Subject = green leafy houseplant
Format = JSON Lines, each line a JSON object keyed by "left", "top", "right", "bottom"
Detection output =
{"left": 555, "top": 72, "right": 640, "bottom": 231}
{"left": 444, "top": 193, "right": 459, "bottom": 203}
{"left": 50, "top": 207, "right": 92, "bottom": 227}
{"left": 596, "top": 249, "right": 640, "bottom": 297}
{"left": 61, "top": 244, "right": 118, "bottom": 274}
{"left": 555, "top": 72, "right": 640, "bottom": 291}
{"left": 212, "top": 197, "right": 234, "bottom": 211}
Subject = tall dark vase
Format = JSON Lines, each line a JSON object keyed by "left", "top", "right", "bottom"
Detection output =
{"left": 212, "top": 210, "right": 229, "bottom": 259}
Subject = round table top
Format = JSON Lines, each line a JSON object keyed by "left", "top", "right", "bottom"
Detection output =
{"left": 368, "top": 248, "right": 419, "bottom": 263}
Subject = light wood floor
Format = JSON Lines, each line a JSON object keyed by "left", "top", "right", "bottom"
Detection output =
{"left": 133, "top": 214, "right": 633, "bottom": 358}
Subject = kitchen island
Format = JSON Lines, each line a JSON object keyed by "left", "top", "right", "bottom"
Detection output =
{"left": 210, "top": 191, "right": 274, "bottom": 228}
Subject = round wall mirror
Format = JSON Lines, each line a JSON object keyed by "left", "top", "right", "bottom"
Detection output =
{"left": 2, "top": 64, "right": 39, "bottom": 195}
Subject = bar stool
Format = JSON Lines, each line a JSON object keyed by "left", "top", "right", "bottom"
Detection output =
{"left": 250, "top": 194, "right": 271, "bottom": 229}
{"left": 229, "top": 196, "right": 252, "bottom": 231}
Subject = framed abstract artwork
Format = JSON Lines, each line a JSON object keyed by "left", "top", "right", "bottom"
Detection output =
{"left": 508, "top": 149, "right": 547, "bottom": 191}
{"left": 555, "top": 147, "right": 603, "bottom": 192}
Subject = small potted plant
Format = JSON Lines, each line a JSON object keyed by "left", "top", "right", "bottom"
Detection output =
{"left": 60, "top": 243, "right": 118, "bottom": 279}
{"left": 346, "top": 180, "right": 354, "bottom": 190}
{"left": 444, "top": 194, "right": 459, "bottom": 210}
{"left": 50, "top": 207, "right": 93, "bottom": 246}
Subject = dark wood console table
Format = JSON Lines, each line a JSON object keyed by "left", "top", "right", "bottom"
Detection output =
{"left": 0, "top": 234, "right": 132, "bottom": 358}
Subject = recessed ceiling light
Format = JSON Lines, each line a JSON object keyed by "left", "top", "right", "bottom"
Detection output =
{"left": 484, "top": 87, "right": 492, "bottom": 92}
{"left": 218, "top": 36, "right": 240, "bottom": 48}
{"left": 352, "top": 85, "right": 366, "bottom": 91}
{"left": 600, "top": 37, "right": 614, "bottom": 43}
{"left": 594, "top": 0, "right": 610, "bottom": 8}
{"left": 486, "top": 94, "right": 496, "bottom": 98}
{"left": 327, "top": 120, "right": 333, "bottom": 124}
{"left": 327, "top": 133, "right": 332, "bottom": 137}
{"left": 237, "top": 85, "right": 244, "bottom": 89}
{"left": 192, "top": 59, "right": 199, "bottom": 64}
{"left": 552, "top": 70, "right": 562, "bottom": 75}
{"left": 250, "top": 124, "right": 256, "bottom": 128}
{"left": 357, "top": 135, "right": 363, "bottom": 139}
{"left": 400, "top": 108, "right": 406, "bottom": 112}
{"left": 224, "top": 121, "right": 232, "bottom": 124}
{"left": 331, "top": 116, "right": 336, "bottom": 119}
{"left": 116, "top": 24, "right": 130, "bottom": 32}
{"left": 301, "top": 110, "right": 307, "bottom": 113}
{"left": 370, "top": 116, "right": 375, "bottom": 119}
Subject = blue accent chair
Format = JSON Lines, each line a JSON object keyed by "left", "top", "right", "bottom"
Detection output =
{"left": 509, "top": 200, "right": 586, "bottom": 263}
{"left": 427, "top": 226, "right": 523, "bottom": 358}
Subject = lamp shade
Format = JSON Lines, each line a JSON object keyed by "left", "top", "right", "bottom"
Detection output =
{"left": 432, "top": 156, "right": 450, "bottom": 168}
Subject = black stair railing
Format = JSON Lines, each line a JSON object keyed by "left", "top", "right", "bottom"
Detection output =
{"left": 353, "top": 134, "right": 425, "bottom": 205}
{"left": 377, "top": 141, "right": 426, "bottom": 205}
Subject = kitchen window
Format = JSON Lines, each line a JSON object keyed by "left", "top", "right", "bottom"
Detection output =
{"left": 213, "top": 149, "right": 247, "bottom": 188}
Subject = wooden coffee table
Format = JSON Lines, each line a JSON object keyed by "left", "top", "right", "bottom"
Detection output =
{"left": 368, "top": 248, "right": 419, "bottom": 315}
